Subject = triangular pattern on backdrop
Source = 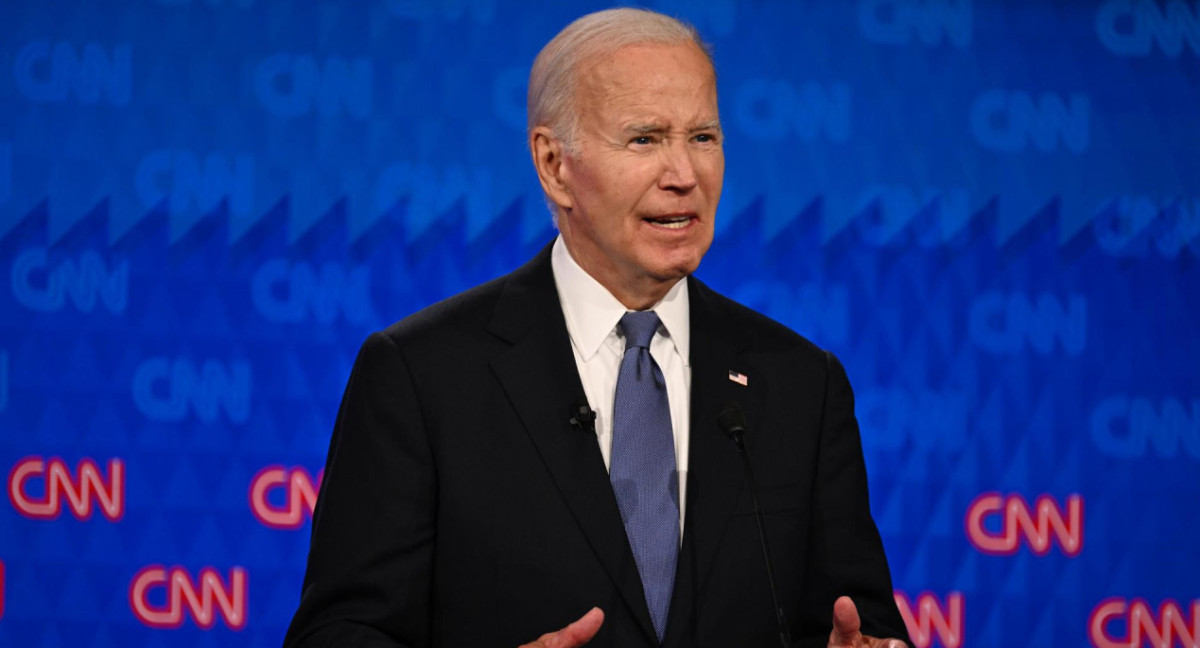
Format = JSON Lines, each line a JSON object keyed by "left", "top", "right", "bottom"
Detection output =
{"left": 131, "top": 514, "right": 182, "bottom": 562}
{"left": 82, "top": 521, "right": 129, "bottom": 565}
{"left": 185, "top": 515, "right": 234, "bottom": 565}
{"left": 38, "top": 626, "right": 66, "bottom": 648}
{"left": 55, "top": 568, "right": 101, "bottom": 622}
{"left": 3, "top": 3, "right": 1198, "bottom": 647}
{"left": 35, "top": 520, "right": 82, "bottom": 563}
{"left": 238, "top": 526, "right": 285, "bottom": 571}
{"left": 159, "top": 458, "right": 208, "bottom": 510}
{"left": 84, "top": 400, "right": 131, "bottom": 450}
{"left": 11, "top": 563, "right": 53, "bottom": 620}
{"left": 951, "top": 549, "right": 979, "bottom": 592}
{"left": 86, "top": 625, "right": 116, "bottom": 648}
{"left": 213, "top": 458, "right": 253, "bottom": 514}
{"left": 264, "top": 568, "right": 306, "bottom": 623}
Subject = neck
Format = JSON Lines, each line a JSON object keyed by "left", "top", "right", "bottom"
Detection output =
{"left": 611, "top": 283, "right": 671, "bottom": 311}
{"left": 560, "top": 238, "right": 675, "bottom": 311}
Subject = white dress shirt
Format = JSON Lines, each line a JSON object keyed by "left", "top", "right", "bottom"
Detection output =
{"left": 550, "top": 236, "right": 691, "bottom": 532}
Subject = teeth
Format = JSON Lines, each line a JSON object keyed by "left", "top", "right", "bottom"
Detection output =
{"left": 647, "top": 216, "right": 691, "bottom": 229}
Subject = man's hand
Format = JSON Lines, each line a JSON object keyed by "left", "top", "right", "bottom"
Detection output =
{"left": 828, "top": 596, "right": 908, "bottom": 648}
{"left": 519, "top": 607, "right": 604, "bottom": 648}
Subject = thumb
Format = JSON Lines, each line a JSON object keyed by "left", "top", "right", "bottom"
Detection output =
{"left": 528, "top": 607, "right": 604, "bottom": 648}
{"left": 829, "top": 596, "right": 862, "bottom": 646}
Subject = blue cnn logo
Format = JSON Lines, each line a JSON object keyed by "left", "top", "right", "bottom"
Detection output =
{"left": 255, "top": 54, "right": 373, "bottom": 118}
{"left": 730, "top": 281, "right": 849, "bottom": 346}
{"left": 734, "top": 79, "right": 851, "bottom": 142}
{"left": 1093, "top": 195, "right": 1200, "bottom": 259}
{"left": 10, "top": 248, "right": 129, "bottom": 314}
{"left": 968, "top": 291, "right": 1087, "bottom": 356}
{"left": 970, "top": 90, "right": 1090, "bottom": 154}
{"left": 131, "top": 357, "right": 252, "bottom": 424}
{"left": 1097, "top": 0, "right": 1200, "bottom": 57}
{"left": 1091, "top": 396, "right": 1200, "bottom": 459}
{"left": 859, "top": 387, "right": 969, "bottom": 452}
{"left": 858, "top": 0, "right": 973, "bottom": 48}
{"left": 251, "top": 259, "right": 377, "bottom": 325}
{"left": 135, "top": 150, "right": 255, "bottom": 217}
{"left": 375, "top": 163, "right": 494, "bottom": 233}
{"left": 14, "top": 40, "right": 131, "bottom": 105}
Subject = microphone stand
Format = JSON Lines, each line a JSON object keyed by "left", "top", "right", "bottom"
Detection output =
{"left": 719, "top": 403, "right": 792, "bottom": 648}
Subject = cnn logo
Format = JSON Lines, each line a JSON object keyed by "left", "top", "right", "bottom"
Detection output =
{"left": 965, "top": 492, "right": 1083, "bottom": 556}
{"left": 895, "top": 591, "right": 963, "bottom": 648}
{"left": 249, "top": 465, "right": 321, "bottom": 529}
{"left": 1090, "top": 598, "right": 1199, "bottom": 648}
{"left": 7, "top": 456, "right": 124, "bottom": 521}
{"left": 129, "top": 565, "right": 247, "bottom": 630}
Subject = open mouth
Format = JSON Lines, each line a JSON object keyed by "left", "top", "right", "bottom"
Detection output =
{"left": 643, "top": 214, "right": 695, "bottom": 230}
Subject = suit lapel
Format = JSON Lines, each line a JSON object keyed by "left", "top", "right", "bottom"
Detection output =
{"left": 681, "top": 277, "right": 765, "bottom": 616}
{"left": 487, "top": 246, "right": 658, "bottom": 644}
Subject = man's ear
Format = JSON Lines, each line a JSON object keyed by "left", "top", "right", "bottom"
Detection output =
{"left": 530, "top": 126, "right": 573, "bottom": 211}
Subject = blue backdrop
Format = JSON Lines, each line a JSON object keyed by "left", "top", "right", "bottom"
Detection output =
{"left": 1, "top": 1, "right": 1198, "bottom": 646}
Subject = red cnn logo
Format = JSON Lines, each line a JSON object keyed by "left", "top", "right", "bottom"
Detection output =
{"left": 249, "top": 465, "right": 321, "bottom": 529}
{"left": 1090, "top": 598, "right": 1200, "bottom": 648}
{"left": 964, "top": 492, "right": 1083, "bottom": 556}
{"left": 8, "top": 456, "right": 124, "bottom": 521}
{"left": 129, "top": 565, "right": 247, "bottom": 630}
{"left": 894, "top": 591, "right": 963, "bottom": 648}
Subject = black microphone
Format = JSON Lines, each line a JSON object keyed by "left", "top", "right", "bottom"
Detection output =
{"left": 569, "top": 402, "right": 597, "bottom": 435}
{"left": 717, "top": 402, "right": 792, "bottom": 648}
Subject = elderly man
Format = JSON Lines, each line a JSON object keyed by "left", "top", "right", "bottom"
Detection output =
{"left": 285, "top": 8, "right": 910, "bottom": 648}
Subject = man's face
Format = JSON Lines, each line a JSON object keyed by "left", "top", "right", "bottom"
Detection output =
{"left": 556, "top": 41, "right": 723, "bottom": 305}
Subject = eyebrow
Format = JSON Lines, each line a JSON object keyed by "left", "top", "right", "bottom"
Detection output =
{"left": 621, "top": 120, "right": 723, "bottom": 135}
{"left": 623, "top": 123, "right": 667, "bottom": 135}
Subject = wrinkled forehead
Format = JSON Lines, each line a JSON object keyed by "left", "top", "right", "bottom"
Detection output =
{"left": 574, "top": 42, "right": 719, "bottom": 123}
{"left": 580, "top": 41, "right": 715, "bottom": 86}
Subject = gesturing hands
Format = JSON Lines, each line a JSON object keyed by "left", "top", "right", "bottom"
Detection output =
{"left": 516, "top": 598, "right": 907, "bottom": 648}
{"left": 828, "top": 596, "right": 908, "bottom": 648}
{"left": 518, "top": 607, "right": 604, "bottom": 648}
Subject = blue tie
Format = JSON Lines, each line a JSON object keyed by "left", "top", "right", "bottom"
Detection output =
{"left": 610, "top": 311, "right": 679, "bottom": 642}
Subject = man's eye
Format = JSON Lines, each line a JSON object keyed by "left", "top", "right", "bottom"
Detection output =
{"left": 694, "top": 133, "right": 717, "bottom": 143}
{"left": 632, "top": 136, "right": 654, "bottom": 145}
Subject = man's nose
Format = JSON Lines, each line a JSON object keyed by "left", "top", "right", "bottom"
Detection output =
{"left": 658, "top": 141, "right": 698, "bottom": 192}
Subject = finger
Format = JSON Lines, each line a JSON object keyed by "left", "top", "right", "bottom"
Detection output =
{"left": 557, "top": 608, "right": 604, "bottom": 646}
{"left": 828, "top": 596, "right": 862, "bottom": 646}
{"left": 527, "top": 607, "right": 604, "bottom": 648}
{"left": 864, "top": 639, "right": 907, "bottom": 648}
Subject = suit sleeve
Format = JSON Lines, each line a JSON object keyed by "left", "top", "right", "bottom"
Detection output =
{"left": 795, "top": 351, "right": 912, "bottom": 647}
{"left": 283, "top": 332, "right": 435, "bottom": 648}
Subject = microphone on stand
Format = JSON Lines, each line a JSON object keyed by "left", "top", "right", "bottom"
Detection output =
{"left": 717, "top": 402, "right": 792, "bottom": 648}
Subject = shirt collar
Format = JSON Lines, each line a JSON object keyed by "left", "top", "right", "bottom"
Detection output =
{"left": 551, "top": 235, "right": 691, "bottom": 366}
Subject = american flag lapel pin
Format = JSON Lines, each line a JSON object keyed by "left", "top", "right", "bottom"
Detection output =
{"left": 728, "top": 370, "right": 749, "bottom": 386}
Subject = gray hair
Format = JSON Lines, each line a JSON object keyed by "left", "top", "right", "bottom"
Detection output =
{"left": 527, "top": 7, "right": 713, "bottom": 154}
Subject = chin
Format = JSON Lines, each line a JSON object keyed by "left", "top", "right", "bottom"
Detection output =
{"left": 648, "top": 254, "right": 703, "bottom": 282}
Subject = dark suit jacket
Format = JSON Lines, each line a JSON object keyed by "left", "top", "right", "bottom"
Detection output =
{"left": 284, "top": 245, "right": 910, "bottom": 648}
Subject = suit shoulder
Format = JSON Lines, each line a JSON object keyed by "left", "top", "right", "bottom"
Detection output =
{"left": 377, "top": 273, "right": 508, "bottom": 347}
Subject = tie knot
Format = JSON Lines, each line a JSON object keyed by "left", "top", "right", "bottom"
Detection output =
{"left": 620, "top": 311, "right": 661, "bottom": 350}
